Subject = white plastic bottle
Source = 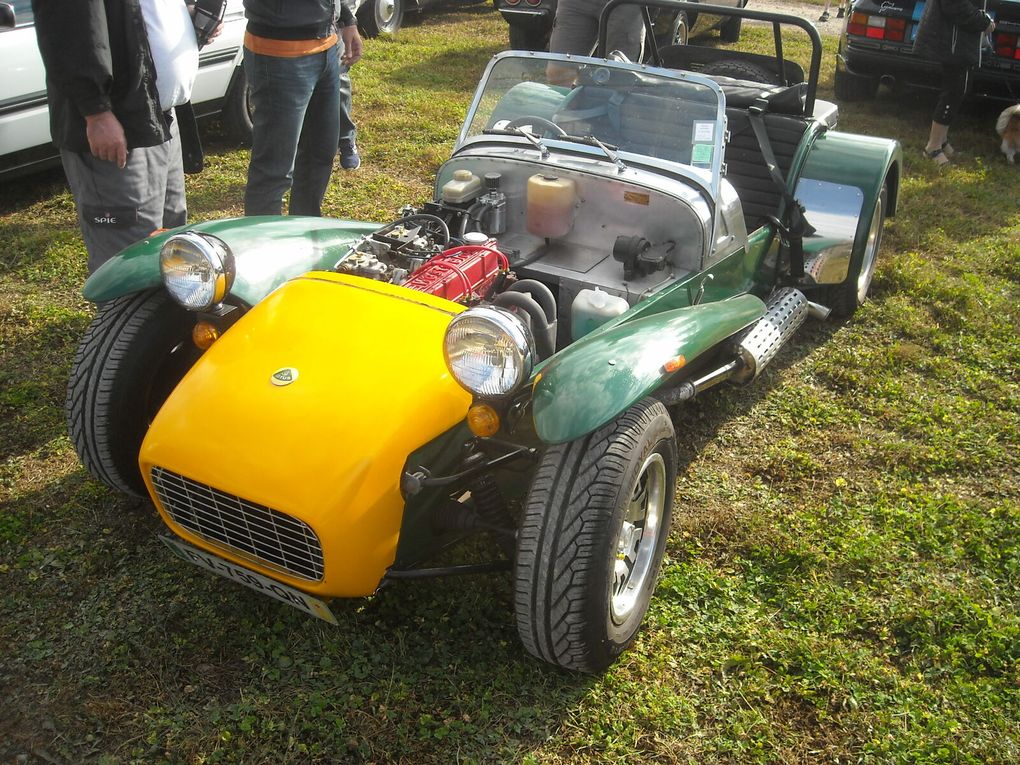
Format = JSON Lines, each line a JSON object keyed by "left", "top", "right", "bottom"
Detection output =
{"left": 571, "top": 287, "right": 630, "bottom": 340}
{"left": 442, "top": 170, "right": 483, "bottom": 204}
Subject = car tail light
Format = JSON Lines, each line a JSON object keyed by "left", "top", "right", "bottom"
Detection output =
{"left": 847, "top": 12, "right": 908, "bottom": 42}
{"left": 524, "top": 0, "right": 541, "bottom": 5}
{"left": 504, "top": 0, "right": 521, "bottom": 5}
{"left": 994, "top": 32, "right": 1020, "bottom": 60}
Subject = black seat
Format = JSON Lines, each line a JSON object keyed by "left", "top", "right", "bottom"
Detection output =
{"left": 723, "top": 110, "right": 808, "bottom": 232}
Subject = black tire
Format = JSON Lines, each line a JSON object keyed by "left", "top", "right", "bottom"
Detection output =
{"left": 514, "top": 398, "right": 677, "bottom": 673}
{"left": 66, "top": 290, "right": 201, "bottom": 497}
{"left": 221, "top": 66, "right": 253, "bottom": 146}
{"left": 827, "top": 186, "right": 888, "bottom": 318}
{"left": 358, "top": 0, "right": 404, "bottom": 37}
{"left": 508, "top": 17, "right": 552, "bottom": 51}
{"left": 719, "top": 15, "right": 742, "bottom": 43}
{"left": 833, "top": 65, "right": 879, "bottom": 101}
{"left": 701, "top": 59, "right": 780, "bottom": 85}
{"left": 670, "top": 11, "right": 690, "bottom": 45}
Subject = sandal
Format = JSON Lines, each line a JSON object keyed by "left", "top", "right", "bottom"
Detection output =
{"left": 924, "top": 146, "right": 950, "bottom": 166}
{"left": 941, "top": 141, "right": 956, "bottom": 158}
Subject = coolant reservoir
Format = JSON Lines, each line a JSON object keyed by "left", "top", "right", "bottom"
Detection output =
{"left": 571, "top": 287, "right": 630, "bottom": 340}
{"left": 442, "top": 169, "right": 483, "bottom": 204}
{"left": 526, "top": 174, "right": 576, "bottom": 238}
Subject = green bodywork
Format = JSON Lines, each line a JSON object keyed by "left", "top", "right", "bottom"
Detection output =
{"left": 83, "top": 216, "right": 380, "bottom": 305}
{"left": 525, "top": 223, "right": 779, "bottom": 444}
{"left": 531, "top": 294, "right": 764, "bottom": 443}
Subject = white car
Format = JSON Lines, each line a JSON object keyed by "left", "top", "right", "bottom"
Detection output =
{"left": 0, "top": 0, "right": 253, "bottom": 180}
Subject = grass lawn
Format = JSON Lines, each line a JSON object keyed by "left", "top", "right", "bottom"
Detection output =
{"left": 1, "top": 5, "right": 1017, "bottom": 763}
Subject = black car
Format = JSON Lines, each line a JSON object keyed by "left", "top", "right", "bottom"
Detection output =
{"left": 835, "top": 0, "right": 1020, "bottom": 101}
{"left": 494, "top": 0, "right": 747, "bottom": 52}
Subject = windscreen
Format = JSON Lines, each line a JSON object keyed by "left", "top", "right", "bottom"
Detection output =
{"left": 461, "top": 54, "right": 725, "bottom": 176}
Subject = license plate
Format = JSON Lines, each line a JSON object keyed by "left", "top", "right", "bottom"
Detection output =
{"left": 160, "top": 535, "right": 338, "bottom": 625}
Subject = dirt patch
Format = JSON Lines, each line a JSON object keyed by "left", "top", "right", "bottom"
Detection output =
{"left": 743, "top": 0, "right": 845, "bottom": 36}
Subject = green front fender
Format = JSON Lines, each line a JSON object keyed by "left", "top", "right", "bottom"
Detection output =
{"left": 82, "top": 216, "right": 381, "bottom": 305}
{"left": 531, "top": 294, "right": 765, "bottom": 444}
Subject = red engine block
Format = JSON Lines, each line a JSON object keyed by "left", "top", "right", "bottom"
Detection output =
{"left": 403, "top": 245, "right": 508, "bottom": 304}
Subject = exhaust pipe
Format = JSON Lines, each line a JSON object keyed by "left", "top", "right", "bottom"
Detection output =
{"left": 657, "top": 288, "right": 810, "bottom": 405}
{"left": 730, "top": 287, "right": 809, "bottom": 383}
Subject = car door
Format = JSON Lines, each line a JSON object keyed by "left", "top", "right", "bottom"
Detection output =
{"left": 0, "top": 1, "right": 54, "bottom": 178}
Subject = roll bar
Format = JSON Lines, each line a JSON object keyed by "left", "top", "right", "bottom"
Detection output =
{"left": 596, "top": 0, "right": 823, "bottom": 114}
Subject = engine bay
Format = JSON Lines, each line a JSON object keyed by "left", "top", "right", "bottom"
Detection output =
{"left": 335, "top": 158, "right": 712, "bottom": 355}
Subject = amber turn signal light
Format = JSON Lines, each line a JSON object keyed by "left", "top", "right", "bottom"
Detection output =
{"left": 662, "top": 354, "right": 686, "bottom": 374}
{"left": 466, "top": 403, "right": 500, "bottom": 437}
{"left": 192, "top": 321, "right": 220, "bottom": 350}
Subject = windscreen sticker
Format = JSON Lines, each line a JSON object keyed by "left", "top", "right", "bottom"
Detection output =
{"left": 691, "top": 143, "right": 713, "bottom": 165}
{"left": 693, "top": 121, "right": 715, "bottom": 143}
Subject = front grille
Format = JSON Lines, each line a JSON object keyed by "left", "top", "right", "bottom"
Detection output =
{"left": 151, "top": 466, "right": 324, "bottom": 581}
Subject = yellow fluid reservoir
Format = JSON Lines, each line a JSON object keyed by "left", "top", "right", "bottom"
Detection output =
{"left": 526, "top": 174, "right": 577, "bottom": 238}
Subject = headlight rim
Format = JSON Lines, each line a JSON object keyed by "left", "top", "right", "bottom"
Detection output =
{"left": 159, "top": 231, "right": 235, "bottom": 311}
{"left": 444, "top": 306, "right": 536, "bottom": 399}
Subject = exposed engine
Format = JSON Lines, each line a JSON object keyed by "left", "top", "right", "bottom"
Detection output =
{"left": 337, "top": 214, "right": 509, "bottom": 305}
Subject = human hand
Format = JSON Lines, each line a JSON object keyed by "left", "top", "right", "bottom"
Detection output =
{"left": 85, "top": 111, "right": 128, "bottom": 168}
{"left": 341, "top": 25, "right": 363, "bottom": 66}
{"left": 205, "top": 21, "right": 223, "bottom": 43}
{"left": 986, "top": 20, "right": 996, "bottom": 34}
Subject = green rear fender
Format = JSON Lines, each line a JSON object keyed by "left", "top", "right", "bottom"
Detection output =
{"left": 797, "top": 131, "right": 902, "bottom": 285}
{"left": 82, "top": 216, "right": 381, "bottom": 305}
{"left": 531, "top": 294, "right": 765, "bottom": 444}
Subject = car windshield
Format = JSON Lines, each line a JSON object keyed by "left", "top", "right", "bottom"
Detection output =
{"left": 460, "top": 53, "right": 726, "bottom": 181}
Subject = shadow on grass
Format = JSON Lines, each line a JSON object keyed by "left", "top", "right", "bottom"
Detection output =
{"left": 1, "top": 470, "right": 595, "bottom": 763}
{"left": 0, "top": 307, "right": 88, "bottom": 462}
{"left": 0, "top": 166, "right": 68, "bottom": 216}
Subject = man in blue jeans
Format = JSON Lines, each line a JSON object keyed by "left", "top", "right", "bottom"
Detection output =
{"left": 339, "top": 66, "right": 360, "bottom": 170}
{"left": 242, "top": 0, "right": 363, "bottom": 216}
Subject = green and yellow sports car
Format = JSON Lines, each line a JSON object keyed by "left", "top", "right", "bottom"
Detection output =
{"left": 67, "top": 2, "right": 901, "bottom": 673}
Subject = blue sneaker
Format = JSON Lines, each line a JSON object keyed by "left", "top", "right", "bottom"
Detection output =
{"left": 339, "top": 138, "right": 361, "bottom": 170}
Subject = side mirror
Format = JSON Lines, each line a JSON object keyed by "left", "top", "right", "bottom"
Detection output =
{"left": 0, "top": 3, "right": 15, "bottom": 30}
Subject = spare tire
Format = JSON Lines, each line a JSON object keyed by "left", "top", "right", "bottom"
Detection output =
{"left": 701, "top": 59, "right": 780, "bottom": 86}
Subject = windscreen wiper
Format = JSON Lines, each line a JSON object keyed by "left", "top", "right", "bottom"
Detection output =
{"left": 483, "top": 127, "right": 549, "bottom": 159}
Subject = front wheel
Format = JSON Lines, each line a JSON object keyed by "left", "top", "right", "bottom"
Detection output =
{"left": 514, "top": 398, "right": 677, "bottom": 673}
{"left": 358, "top": 0, "right": 404, "bottom": 37}
{"left": 66, "top": 290, "right": 201, "bottom": 497}
{"left": 827, "top": 186, "right": 888, "bottom": 318}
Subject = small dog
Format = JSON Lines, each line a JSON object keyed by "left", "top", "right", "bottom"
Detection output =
{"left": 996, "top": 104, "right": 1020, "bottom": 164}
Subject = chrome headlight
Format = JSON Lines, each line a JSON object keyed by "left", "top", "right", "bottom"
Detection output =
{"left": 444, "top": 307, "right": 535, "bottom": 398}
{"left": 160, "top": 232, "right": 235, "bottom": 310}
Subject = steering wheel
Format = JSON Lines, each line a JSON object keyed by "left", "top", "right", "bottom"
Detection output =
{"left": 503, "top": 115, "right": 568, "bottom": 138}
{"left": 394, "top": 213, "right": 450, "bottom": 246}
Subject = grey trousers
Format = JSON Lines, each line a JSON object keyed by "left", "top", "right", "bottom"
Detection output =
{"left": 61, "top": 117, "right": 186, "bottom": 274}
{"left": 549, "top": 0, "right": 644, "bottom": 61}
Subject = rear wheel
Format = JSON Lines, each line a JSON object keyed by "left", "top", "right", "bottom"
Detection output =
{"left": 508, "top": 17, "right": 552, "bottom": 51}
{"left": 834, "top": 65, "right": 879, "bottom": 101}
{"left": 701, "top": 59, "right": 779, "bottom": 85}
{"left": 66, "top": 290, "right": 201, "bottom": 497}
{"left": 719, "top": 15, "right": 742, "bottom": 43}
{"left": 221, "top": 66, "right": 253, "bottom": 145}
{"left": 514, "top": 398, "right": 677, "bottom": 673}
{"left": 827, "top": 186, "right": 888, "bottom": 318}
{"left": 358, "top": 0, "right": 404, "bottom": 37}
{"left": 668, "top": 11, "right": 690, "bottom": 45}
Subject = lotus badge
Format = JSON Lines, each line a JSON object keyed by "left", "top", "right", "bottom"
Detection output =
{"left": 271, "top": 367, "right": 299, "bottom": 386}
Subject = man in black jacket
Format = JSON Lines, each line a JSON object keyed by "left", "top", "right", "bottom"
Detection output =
{"left": 33, "top": 0, "right": 201, "bottom": 274}
{"left": 242, "top": 0, "right": 363, "bottom": 216}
